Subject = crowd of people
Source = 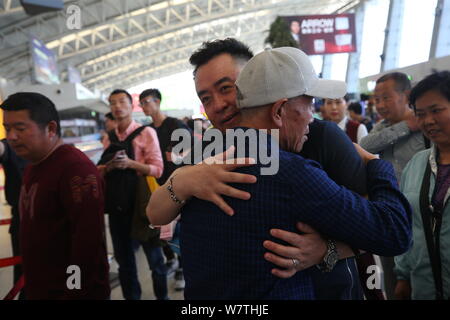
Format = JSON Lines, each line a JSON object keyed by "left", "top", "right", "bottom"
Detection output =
{"left": 1, "top": 37, "right": 449, "bottom": 300}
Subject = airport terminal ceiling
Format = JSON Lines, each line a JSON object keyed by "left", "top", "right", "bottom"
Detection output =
{"left": 0, "top": 0, "right": 362, "bottom": 95}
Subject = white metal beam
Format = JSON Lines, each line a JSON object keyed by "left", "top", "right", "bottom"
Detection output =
{"left": 380, "top": 0, "right": 405, "bottom": 72}
{"left": 0, "top": 0, "right": 22, "bottom": 16}
{"left": 346, "top": 2, "right": 365, "bottom": 94}
{"left": 430, "top": 0, "right": 450, "bottom": 59}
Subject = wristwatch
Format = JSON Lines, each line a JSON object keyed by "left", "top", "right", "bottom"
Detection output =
{"left": 317, "top": 239, "right": 339, "bottom": 272}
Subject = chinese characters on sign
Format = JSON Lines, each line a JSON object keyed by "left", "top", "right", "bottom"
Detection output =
{"left": 284, "top": 14, "right": 357, "bottom": 55}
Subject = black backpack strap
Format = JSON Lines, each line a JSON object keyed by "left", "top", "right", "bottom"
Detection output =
{"left": 108, "top": 130, "right": 119, "bottom": 143}
{"left": 97, "top": 130, "right": 120, "bottom": 165}
{"left": 419, "top": 161, "right": 444, "bottom": 300}
{"left": 121, "top": 126, "right": 148, "bottom": 160}
{"left": 124, "top": 125, "right": 147, "bottom": 144}
{"left": 423, "top": 134, "right": 431, "bottom": 149}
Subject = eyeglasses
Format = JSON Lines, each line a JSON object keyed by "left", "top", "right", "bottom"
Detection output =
{"left": 139, "top": 98, "right": 156, "bottom": 107}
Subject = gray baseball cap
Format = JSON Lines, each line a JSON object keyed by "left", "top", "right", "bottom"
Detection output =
{"left": 235, "top": 47, "right": 347, "bottom": 109}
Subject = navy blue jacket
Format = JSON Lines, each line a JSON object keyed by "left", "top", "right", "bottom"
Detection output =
{"left": 180, "top": 131, "right": 412, "bottom": 300}
{"left": 300, "top": 120, "right": 366, "bottom": 299}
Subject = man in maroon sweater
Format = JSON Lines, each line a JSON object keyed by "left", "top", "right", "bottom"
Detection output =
{"left": 1, "top": 92, "right": 110, "bottom": 300}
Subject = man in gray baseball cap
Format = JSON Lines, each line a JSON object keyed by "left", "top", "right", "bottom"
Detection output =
{"left": 235, "top": 46, "right": 346, "bottom": 154}
{"left": 236, "top": 47, "right": 346, "bottom": 108}
{"left": 149, "top": 46, "right": 411, "bottom": 299}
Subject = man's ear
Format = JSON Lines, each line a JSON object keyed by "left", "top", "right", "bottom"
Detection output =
{"left": 46, "top": 121, "right": 59, "bottom": 139}
{"left": 270, "top": 98, "right": 288, "bottom": 128}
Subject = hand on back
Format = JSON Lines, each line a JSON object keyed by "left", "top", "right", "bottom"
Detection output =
{"left": 173, "top": 146, "right": 257, "bottom": 216}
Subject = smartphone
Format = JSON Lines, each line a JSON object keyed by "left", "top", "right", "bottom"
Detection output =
{"left": 114, "top": 150, "right": 126, "bottom": 160}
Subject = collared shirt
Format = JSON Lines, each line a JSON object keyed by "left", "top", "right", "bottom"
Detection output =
{"left": 103, "top": 120, "right": 163, "bottom": 178}
{"left": 337, "top": 116, "right": 368, "bottom": 144}
{"left": 180, "top": 129, "right": 412, "bottom": 300}
{"left": 360, "top": 119, "right": 426, "bottom": 182}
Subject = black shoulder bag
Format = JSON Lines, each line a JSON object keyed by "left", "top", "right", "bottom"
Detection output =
{"left": 419, "top": 162, "right": 444, "bottom": 300}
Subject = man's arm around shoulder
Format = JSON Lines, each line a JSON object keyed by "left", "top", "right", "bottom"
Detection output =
{"left": 289, "top": 157, "right": 412, "bottom": 256}
{"left": 360, "top": 120, "right": 411, "bottom": 154}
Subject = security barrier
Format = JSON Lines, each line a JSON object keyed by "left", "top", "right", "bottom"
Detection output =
{"left": 0, "top": 218, "right": 24, "bottom": 300}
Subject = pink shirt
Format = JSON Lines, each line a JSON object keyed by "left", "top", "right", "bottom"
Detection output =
{"left": 104, "top": 120, "right": 163, "bottom": 178}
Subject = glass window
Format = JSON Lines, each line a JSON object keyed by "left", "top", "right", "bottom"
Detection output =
{"left": 329, "top": 53, "right": 349, "bottom": 81}
{"left": 358, "top": 0, "right": 390, "bottom": 78}
{"left": 129, "top": 70, "right": 201, "bottom": 115}
{"left": 309, "top": 55, "right": 324, "bottom": 76}
{"left": 398, "top": 0, "right": 437, "bottom": 67}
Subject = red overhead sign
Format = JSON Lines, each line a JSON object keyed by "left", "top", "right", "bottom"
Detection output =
{"left": 284, "top": 14, "right": 357, "bottom": 55}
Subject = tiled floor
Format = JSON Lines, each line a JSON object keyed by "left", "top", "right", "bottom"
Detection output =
{"left": 0, "top": 200, "right": 184, "bottom": 300}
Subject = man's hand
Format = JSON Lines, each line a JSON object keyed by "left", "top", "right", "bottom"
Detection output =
{"left": 353, "top": 143, "right": 379, "bottom": 165}
{"left": 107, "top": 153, "right": 132, "bottom": 170}
{"left": 394, "top": 279, "right": 412, "bottom": 300}
{"left": 147, "top": 146, "right": 257, "bottom": 226}
{"left": 172, "top": 146, "right": 257, "bottom": 216}
{"left": 404, "top": 110, "right": 420, "bottom": 132}
{"left": 262, "top": 222, "right": 327, "bottom": 278}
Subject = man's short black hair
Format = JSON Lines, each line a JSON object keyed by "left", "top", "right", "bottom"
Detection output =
{"left": 0, "top": 92, "right": 61, "bottom": 137}
{"left": 343, "top": 93, "right": 353, "bottom": 103}
{"left": 348, "top": 102, "right": 363, "bottom": 115}
{"left": 139, "top": 89, "right": 162, "bottom": 102}
{"left": 189, "top": 38, "right": 254, "bottom": 75}
{"left": 109, "top": 89, "right": 133, "bottom": 103}
{"left": 376, "top": 72, "right": 411, "bottom": 93}
{"left": 186, "top": 118, "right": 195, "bottom": 131}
{"left": 410, "top": 71, "right": 450, "bottom": 111}
{"left": 105, "top": 112, "right": 115, "bottom": 121}
{"left": 360, "top": 93, "right": 370, "bottom": 101}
